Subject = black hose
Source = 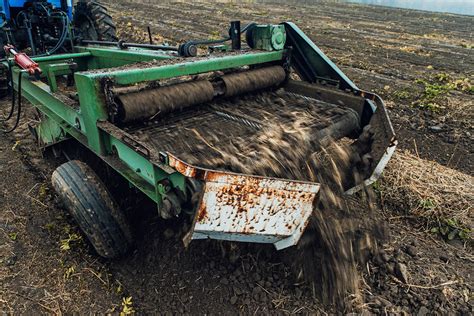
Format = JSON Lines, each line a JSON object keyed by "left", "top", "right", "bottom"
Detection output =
{"left": 0, "top": 60, "right": 16, "bottom": 122}
{"left": 1, "top": 70, "right": 23, "bottom": 133}
{"left": 39, "top": 3, "right": 51, "bottom": 17}
{"left": 19, "top": 11, "right": 70, "bottom": 58}
{"left": 15, "top": 11, "right": 27, "bottom": 28}
{"left": 15, "top": 9, "right": 69, "bottom": 57}
{"left": 35, "top": 11, "right": 68, "bottom": 57}
{"left": 50, "top": 12, "right": 69, "bottom": 51}
{"left": 241, "top": 22, "right": 257, "bottom": 33}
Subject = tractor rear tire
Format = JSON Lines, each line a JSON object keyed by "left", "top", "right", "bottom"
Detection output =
{"left": 74, "top": 0, "right": 118, "bottom": 42}
{"left": 51, "top": 160, "right": 133, "bottom": 258}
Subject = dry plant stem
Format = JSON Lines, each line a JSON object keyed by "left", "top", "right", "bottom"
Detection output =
{"left": 390, "top": 275, "right": 459, "bottom": 290}
{"left": 382, "top": 150, "right": 474, "bottom": 230}
{"left": 6, "top": 290, "right": 59, "bottom": 314}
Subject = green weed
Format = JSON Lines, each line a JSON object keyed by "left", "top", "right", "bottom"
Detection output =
{"left": 8, "top": 232, "right": 18, "bottom": 241}
{"left": 38, "top": 183, "right": 48, "bottom": 201}
{"left": 419, "top": 198, "right": 436, "bottom": 210}
{"left": 431, "top": 218, "right": 471, "bottom": 241}
{"left": 413, "top": 74, "right": 472, "bottom": 112}
{"left": 44, "top": 222, "right": 55, "bottom": 232}
{"left": 415, "top": 79, "right": 451, "bottom": 98}
{"left": 372, "top": 180, "right": 382, "bottom": 193}
{"left": 393, "top": 89, "right": 411, "bottom": 100}
{"left": 208, "top": 30, "right": 221, "bottom": 41}
{"left": 60, "top": 233, "right": 82, "bottom": 251}
{"left": 116, "top": 283, "right": 123, "bottom": 294}
{"left": 434, "top": 72, "right": 450, "bottom": 82}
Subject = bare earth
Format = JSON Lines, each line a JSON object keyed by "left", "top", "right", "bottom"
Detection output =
{"left": 1, "top": 0, "right": 473, "bottom": 314}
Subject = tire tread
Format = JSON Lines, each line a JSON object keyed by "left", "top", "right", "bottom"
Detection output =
{"left": 51, "top": 160, "right": 132, "bottom": 258}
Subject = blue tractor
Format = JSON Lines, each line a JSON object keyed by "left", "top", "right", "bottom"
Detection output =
{"left": 0, "top": 0, "right": 116, "bottom": 56}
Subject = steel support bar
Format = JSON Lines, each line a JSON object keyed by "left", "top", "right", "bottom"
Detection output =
{"left": 14, "top": 69, "right": 166, "bottom": 204}
{"left": 12, "top": 68, "right": 82, "bottom": 130}
{"left": 75, "top": 46, "right": 172, "bottom": 69}
{"left": 32, "top": 52, "right": 92, "bottom": 63}
{"left": 103, "top": 132, "right": 161, "bottom": 200}
{"left": 96, "top": 121, "right": 188, "bottom": 208}
{"left": 85, "top": 50, "right": 285, "bottom": 85}
{"left": 81, "top": 40, "right": 179, "bottom": 51}
{"left": 74, "top": 126, "right": 161, "bottom": 203}
{"left": 74, "top": 74, "right": 107, "bottom": 153}
{"left": 46, "top": 63, "right": 74, "bottom": 92}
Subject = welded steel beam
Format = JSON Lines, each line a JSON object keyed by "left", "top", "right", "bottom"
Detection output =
{"left": 84, "top": 50, "right": 285, "bottom": 85}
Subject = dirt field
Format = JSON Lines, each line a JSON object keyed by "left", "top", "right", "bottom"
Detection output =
{"left": 1, "top": 0, "right": 473, "bottom": 314}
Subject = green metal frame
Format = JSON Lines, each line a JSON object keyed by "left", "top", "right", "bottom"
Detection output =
{"left": 4, "top": 23, "right": 360, "bottom": 212}
{"left": 36, "top": 114, "right": 67, "bottom": 145}
{"left": 6, "top": 46, "right": 285, "bottom": 209}
{"left": 0, "top": 22, "right": 397, "bottom": 251}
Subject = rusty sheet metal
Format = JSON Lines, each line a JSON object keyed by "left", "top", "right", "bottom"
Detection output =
{"left": 345, "top": 93, "right": 397, "bottom": 194}
{"left": 168, "top": 154, "right": 320, "bottom": 250}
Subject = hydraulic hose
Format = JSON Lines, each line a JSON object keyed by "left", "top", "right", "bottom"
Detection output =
{"left": 1, "top": 70, "right": 24, "bottom": 133}
{"left": 15, "top": 10, "right": 70, "bottom": 58}
{"left": 39, "top": 3, "right": 51, "bottom": 17}
{"left": 35, "top": 11, "right": 69, "bottom": 57}
{"left": 0, "top": 60, "right": 15, "bottom": 122}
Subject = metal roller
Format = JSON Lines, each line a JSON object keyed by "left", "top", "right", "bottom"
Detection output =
{"left": 114, "top": 65, "right": 287, "bottom": 123}
{"left": 222, "top": 65, "right": 286, "bottom": 97}
{"left": 116, "top": 80, "right": 215, "bottom": 122}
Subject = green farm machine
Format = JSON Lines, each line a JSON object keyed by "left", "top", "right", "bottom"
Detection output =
{"left": 0, "top": 2, "right": 396, "bottom": 258}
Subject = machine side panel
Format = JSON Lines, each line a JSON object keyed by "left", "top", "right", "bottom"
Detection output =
{"left": 283, "top": 22, "right": 358, "bottom": 92}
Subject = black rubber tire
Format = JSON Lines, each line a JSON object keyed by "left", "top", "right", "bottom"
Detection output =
{"left": 51, "top": 160, "right": 133, "bottom": 258}
{"left": 74, "top": 0, "right": 118, "bottom": 41}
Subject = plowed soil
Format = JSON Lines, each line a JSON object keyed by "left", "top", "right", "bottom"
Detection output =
{"left": 1, "top": 0, "right": 473, "bottom": 314}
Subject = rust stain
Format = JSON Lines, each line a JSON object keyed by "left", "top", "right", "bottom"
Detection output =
{"left": 199, "top": 178, "right": 316, "bottom": 232}
{"left": 168, "top": 152, "right": 319, "bottom": 238}
{"left": 168, "top": 155, "right": 197, "bottom": 177}
{"left": 197, "top": 203, "right": 207, "bottom": 222}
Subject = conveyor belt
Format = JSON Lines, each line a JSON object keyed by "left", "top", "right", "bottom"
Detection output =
{"left": 125, "top": 91, "right": 360, "bottom": 171}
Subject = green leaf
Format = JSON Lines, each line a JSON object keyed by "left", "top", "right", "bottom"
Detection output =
{"left": 446, "top": 218, "right": 456, "bottom": 227}
{"left": 440, "top": 226, "right": 449, "bottom": 235}
{"left": 458, "top": 230, "right": 468, "bottom": 240}
{"left": 8, "top": 232, "right": 18, "bottom": 241}
{"left": 447, "top": 229, "right": 458, "bottom": 240}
